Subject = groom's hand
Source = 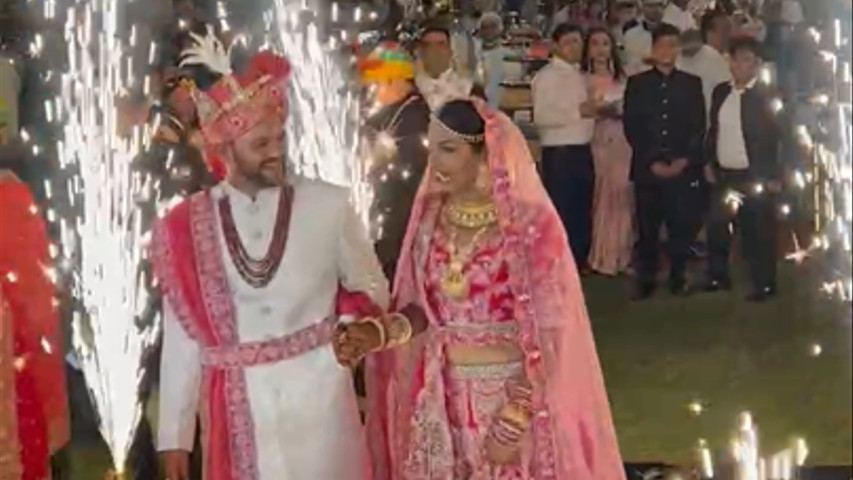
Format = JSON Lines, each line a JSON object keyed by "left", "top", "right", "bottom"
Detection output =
{"left": 333, "top": 324, "right": 360, "bottom": 367}
{"left": 333, "top": 322, "right": 384, "bottom": 367}
{"left": 161, "top": 450, "right": 190, "bottom": 480}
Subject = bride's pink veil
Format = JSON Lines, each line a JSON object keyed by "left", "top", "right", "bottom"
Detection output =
{"left": 365, "top": 98, "right": 625, "bottom": 479}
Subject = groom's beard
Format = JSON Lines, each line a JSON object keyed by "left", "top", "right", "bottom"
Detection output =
{"left": 239, "top": 157, "right": 286, "bottom": 188}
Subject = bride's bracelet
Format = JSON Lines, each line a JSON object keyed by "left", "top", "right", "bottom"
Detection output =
{"left": 490, "top": 415, "right": 526, "bottom": 446}
{"left": 360, "top": 317, "right": 387, "bottom": 352}
{"left": 384, "top": 312, "right": 413, "bottom": 349}
{"left": 506, "top": 378, "right": 534, "bottom": 414}
{"left": 358, "top": 312, "right": 413, "bottom": 352}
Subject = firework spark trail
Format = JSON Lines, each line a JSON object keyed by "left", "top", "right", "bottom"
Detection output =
{"left": 59, "top": 0, "right": 157, "bottom": 470}
{"left": 270, "top": 0, "right": 371, "bottom": 218}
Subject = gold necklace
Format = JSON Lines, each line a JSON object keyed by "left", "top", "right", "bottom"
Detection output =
{"left": 440, "top": 225, "right": 491, "bottom": 300}
{"left": 445, "top": 201, "right": 498, "bottom": 229}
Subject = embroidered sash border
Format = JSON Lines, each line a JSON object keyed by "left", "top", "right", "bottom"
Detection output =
{"left": 201, "top": 316, "right": 336, "bottom": 368}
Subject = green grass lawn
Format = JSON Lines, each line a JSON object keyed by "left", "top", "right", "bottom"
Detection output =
{"left": 586, "top": 262, "right": 852, "bottom": 466}
{"left": 65, "top": 263, "right": 852, "bottom": 477}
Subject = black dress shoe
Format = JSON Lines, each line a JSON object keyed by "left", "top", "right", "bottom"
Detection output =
{"left": 703, "top": 279, "right": 732, "bottom": 292}
{"left": 632, "top": 283, "right": 657, "bottom": 301}
{"left": 745, "top": 286, "right": 777, "bottom": 303}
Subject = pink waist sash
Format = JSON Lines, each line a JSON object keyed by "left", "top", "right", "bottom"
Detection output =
{"left": 200, "top": 316, "right": 337, "bottom": 368}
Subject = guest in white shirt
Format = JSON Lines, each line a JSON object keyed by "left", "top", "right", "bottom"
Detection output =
{"left": 474, "top": 12, "right": 509, "bottom": 109}
{"left": 703, "top": 36, "right": 782, "bottom": 302}
{"left": 663, "top": 0, "right": 698, "bottom": 32}
{"left": 415, "top": 24, "right": 478, "bottom": 111}
{"left": 677, "top": 10, "right": 733, "bottom": 115}
{"left": 609, "top": 0, "right": 640, "bottom": 52}
{"left": 533, "top": 23, "right": 597, "bottom": 272}
{"left": 623, "top": 0, "right": 667, "bottom": 75}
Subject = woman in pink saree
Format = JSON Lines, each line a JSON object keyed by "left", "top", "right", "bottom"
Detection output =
{"left": 364, "top": 98, "right": 625, "bottom": 479}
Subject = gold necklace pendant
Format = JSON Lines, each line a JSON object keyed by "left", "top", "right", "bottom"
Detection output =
{"left": 440, "top": 260, "right": 468, "bottom": 300}
{"left": 440, "top": 225, "right": 490, "bottom": 300}
{"left": 446, "top": 201, "right": 498, "bottom": 229}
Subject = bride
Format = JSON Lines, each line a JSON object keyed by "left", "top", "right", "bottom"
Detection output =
{"left": 339, "top": 98, "right": 625, "bottom": 479}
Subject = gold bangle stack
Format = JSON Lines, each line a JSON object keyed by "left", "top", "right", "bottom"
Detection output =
{"left": 359, "top": 313, "right": 413, "bottom": 352}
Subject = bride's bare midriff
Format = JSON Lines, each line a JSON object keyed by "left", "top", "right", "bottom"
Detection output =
{"left": 446, "top": 343, "right": 524, "bottom": 366}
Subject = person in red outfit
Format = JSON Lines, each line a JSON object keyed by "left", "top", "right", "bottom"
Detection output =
{"left": 0, "top": 169, "right": 69, "bottom": 479}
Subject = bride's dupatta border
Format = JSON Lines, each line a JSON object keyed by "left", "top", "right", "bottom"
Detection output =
{"left": 365, "top": 99, "right": 625, "bottom": 480}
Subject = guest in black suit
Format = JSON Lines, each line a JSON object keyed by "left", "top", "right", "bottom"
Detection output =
{"left": 624, "top": 24, "right": 707, "bottom": 299}
{"left": 703, "top": 36, "right": 782, "bottom": 302}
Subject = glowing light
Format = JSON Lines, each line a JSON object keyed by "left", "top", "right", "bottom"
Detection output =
{"left": 698, "top": 439, "right": 714, "bottom": 478}
{"left": 5, "top": 271, "right": 19, "bottom": 283}
{"left": 41, "top": 337, "right": 53, "bottom": 354}
{"left": 724, "top": 189, "right": 744, "bottom": 211}
{"left": 771, "top": 98, "right": 784, "bottom": 114}
{"left": 55, "top": 0, "right": 160, "bottom": 470}
{"left": 812, "top": 93, "right": 830, "bottom": 105}
{"left": 272, "top": 0, "right": 367, "bottom": 215}
{"left": 786, "top": 233, "right": 811, "bottom": 265}
{"left": 760, "top": 65, "right": 773, "bottom": 85}
{"left": 688, "top": 400, "right": 704, "bottom": 416}
{"left": 807, "top": 27, "right": 821, "bottom": 44}
{"left": 794, "top": 438, "right": 809, "bottom": 466}
{"left": 732, "top": 412, "right": 760, "bottom": 480}
{"left": 795, "top": 125, "right": 813, "bottom": 149}
{"left": 810, "top": 343, "right": 823, "bottom": 356}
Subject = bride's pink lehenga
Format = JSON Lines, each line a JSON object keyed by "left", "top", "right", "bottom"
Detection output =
{"left": 365, "top": 99, "right": 625, "bottom": 480}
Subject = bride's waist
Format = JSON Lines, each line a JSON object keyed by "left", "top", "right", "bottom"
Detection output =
{"left": 446, "top": 344, "right": 523, "bottom": 366}
{"left": 433, "top": 322, "right": 518, "bottom": 342}
{"left": 433, "top": 322, "right": 522, "bottom": 365}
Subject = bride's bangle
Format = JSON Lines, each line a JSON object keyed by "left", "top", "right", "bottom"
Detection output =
{"left": 383, "top": 312, "right": 413, "bottom": 349}
{"left": 499, "top": 402, "right": 532, "bottom": 429}
{"left": 490, "top": 416, "right": 525, "bottom": 446}
{"left": 506, "top": 379, "right": 533, "bottom": 413}
{"left": 360, "top": 317, "right": 387, "bottom": 352}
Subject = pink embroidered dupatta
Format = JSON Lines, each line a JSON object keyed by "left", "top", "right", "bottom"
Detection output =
{"left": 365, "top": 99, "right": 625, "bottom": 479}
{"left": 151, "top": 192, "right": 259, "bottom": 480}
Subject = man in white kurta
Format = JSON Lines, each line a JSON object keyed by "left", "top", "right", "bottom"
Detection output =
{"left": 157, "top": 180, "right": 388, "bottom": 480}
{"left": 152, "top": 37, "right": 389, "bottom": 480}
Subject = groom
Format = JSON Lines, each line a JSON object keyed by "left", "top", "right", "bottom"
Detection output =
{"left": 152, "top": 31, "right": 394, "bottom": 480}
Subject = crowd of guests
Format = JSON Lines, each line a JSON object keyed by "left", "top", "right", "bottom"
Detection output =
{"left": 525, "top": 0, "right": 793, "bottom": 303}
{"left": 0, "top": 0, "right": 813, "bottom": 476}
{"left": 364, "top": 0, "right": 796, "bottom": 303}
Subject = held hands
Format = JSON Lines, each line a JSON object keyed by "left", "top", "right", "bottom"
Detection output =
{"left": 580, "top": 95, "right": 605, "bottom": 119}
{"left": 651, "top": 158, "right": 689, "bottom": 179}
{"left": 161, "top": 450, "right": 190, "bottom": 480}
{"left": 332, "top": 321, "right": 383, "bottom": 368}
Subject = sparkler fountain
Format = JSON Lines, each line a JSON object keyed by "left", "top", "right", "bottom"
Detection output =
{"left": 57, "top": 0, "right": 159, "bottom": 472}
{"left": 51, "top": 0, "right": 369, "bottom": 471}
